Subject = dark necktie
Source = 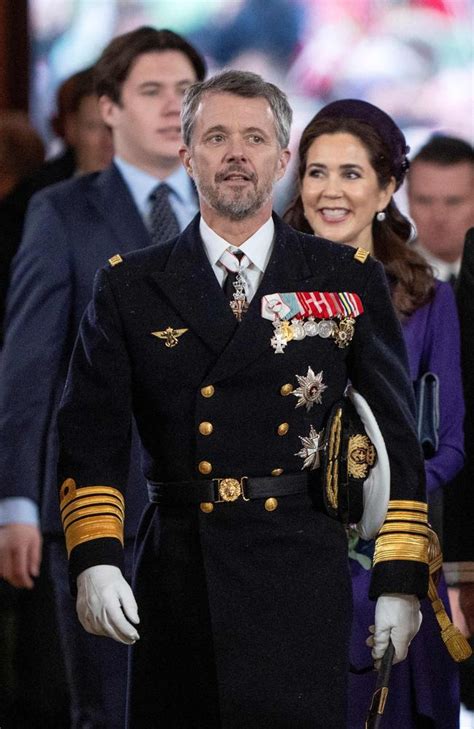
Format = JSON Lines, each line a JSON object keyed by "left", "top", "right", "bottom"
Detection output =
{"left": 149, "top": 183, "right": 180, "bottom": 246}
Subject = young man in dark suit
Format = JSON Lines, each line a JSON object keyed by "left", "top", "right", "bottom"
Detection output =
{"left": 0, "top": 26, "right": 205, "bottom": 729}
{"left": 58, "top": 70, "right": 429, "bottom": 728}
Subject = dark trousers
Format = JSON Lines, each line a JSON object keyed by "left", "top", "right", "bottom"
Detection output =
{"left": 47, "top": 538, "right": 134, "bottom": 729}
{"left": 0, "top": 571, "right": 69, "bottom": 728}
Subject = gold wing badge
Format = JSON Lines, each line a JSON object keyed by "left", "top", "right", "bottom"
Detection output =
{"left": 151, "top": 327, "right": 188, "bottom": 348}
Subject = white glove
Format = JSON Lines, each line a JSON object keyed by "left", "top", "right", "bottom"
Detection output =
{"left": 76, "top": 565, "right": 140, "bottom": 645}
{"left": 368, "top": 593, "right": 422, "bottom": 667}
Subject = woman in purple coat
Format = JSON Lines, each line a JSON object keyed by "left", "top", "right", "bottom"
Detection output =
{"left": 285, "top": 99, "right": 464, "bottom": 728}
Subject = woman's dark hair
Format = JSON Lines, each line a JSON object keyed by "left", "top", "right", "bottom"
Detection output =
{"left": 284, "top": 115, "right": 434, "bottom": 318}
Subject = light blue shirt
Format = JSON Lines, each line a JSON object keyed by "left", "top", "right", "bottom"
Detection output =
{"left": 114, "top": 156, "right": 198, "bottom": 232}
{"left": 0, "top": 159, "right": 199, "bottom": 528}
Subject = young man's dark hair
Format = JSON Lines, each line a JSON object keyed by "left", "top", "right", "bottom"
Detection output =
{"left": 411, "top": 135, "right": 474, "bottom": 167}
{"left": 94, "top": 26, "right": 206, "bottom": 103}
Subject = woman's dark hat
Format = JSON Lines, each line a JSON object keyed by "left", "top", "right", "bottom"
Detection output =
{"left": 313, "top": 99, "right": 410, "bottom": 189}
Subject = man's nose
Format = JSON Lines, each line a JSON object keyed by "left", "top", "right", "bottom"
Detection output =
{"left": 161, "top": 91, "right": 182, "bottom": 115}
{"left": 224, "top": 139, "right": 248, "bottom": 163}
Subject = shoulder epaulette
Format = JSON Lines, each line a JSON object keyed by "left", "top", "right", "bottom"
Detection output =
{"left": 353, "top": 247, "right": 369, "bottom": 264}
{"left": 108, "top": 254, "right": 123, "bottom": 267}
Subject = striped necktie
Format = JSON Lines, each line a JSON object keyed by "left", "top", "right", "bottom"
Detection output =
{"left": 220, "top": 249, "right": 250, "bottom": 321}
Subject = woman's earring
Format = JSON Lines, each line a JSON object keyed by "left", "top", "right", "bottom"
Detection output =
{"left": 376, "top": 211, "right": 386, "bottom": 222}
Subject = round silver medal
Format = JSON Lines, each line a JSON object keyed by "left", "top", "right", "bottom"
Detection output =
{"left": 291, "top": 320, "right": 306, "bottom": 341}
{"left": 304, "top": 318, "right": 319, "bottom": 337}
{"left": 318, "top": 320, "right": 336, "bottom": 338}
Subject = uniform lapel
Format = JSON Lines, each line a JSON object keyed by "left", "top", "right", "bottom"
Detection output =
{"left": 88, "top": 164, "right": 151, "bottom": 254}
{"left": 149, "top": 217, "right": 238, "bottom": 354}
{"left": 205, "top": 216, "right": 314, "bottom": 383}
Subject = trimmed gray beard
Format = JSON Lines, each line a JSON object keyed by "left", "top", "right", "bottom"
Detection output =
{"left": 196, "top": 177, "right": 274, "bottom": 221}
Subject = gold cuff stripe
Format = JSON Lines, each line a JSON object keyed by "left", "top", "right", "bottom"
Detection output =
{"left": 384, "top": 510, "right": 428, "bottom": 523}
{"left": 60, "top": 484, "right": 124, "bottom": 510}
{"left": 373, "top": 534, "right": 429, "bottom": 565}
{"left": 62, "top": 505, "right": 124, "bottom": 533}
{"left": 61, "top": 495, "right": 124, "bottom": 523}
{"left": 64, "top": 515, "right": 124, "bottom": 557}
{"left": 387, "top": 500, "right": 428, "bottom": 513}
{"left": 379, "top": 522, "right": 430, "bottom": 537}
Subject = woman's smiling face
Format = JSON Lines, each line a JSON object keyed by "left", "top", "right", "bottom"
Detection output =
{"left": 300, "top": 132, "right": 394, "bottom": 251}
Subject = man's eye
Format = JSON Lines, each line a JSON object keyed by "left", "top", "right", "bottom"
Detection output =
{"left": 208, "top": 135, "right": 224, "bottom": 143}
{"left": 248, "top": 135, "right": 263, "bottom": 143}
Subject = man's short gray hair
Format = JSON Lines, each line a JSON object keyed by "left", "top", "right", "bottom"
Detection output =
{"left": 181, "top": 70, "right": 292, "bottom": 149}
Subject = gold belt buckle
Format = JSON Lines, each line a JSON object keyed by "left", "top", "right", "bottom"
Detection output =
{"left": 214, "top": 477, "right": 249, "bottom": 502}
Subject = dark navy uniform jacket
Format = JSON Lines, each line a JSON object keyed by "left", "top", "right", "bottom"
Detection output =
{"left": 0, "top": 163, "right": 150, "bottom": 537}
{"left": 57, "top": 214, "right": 430, "bottom": 728}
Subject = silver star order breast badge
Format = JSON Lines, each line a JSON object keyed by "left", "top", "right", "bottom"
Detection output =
{"left": 295, "top": 425, "right": 323, "bottom": 470}
{"left": 292, "top": 366, "right": 327, "bottom": 412}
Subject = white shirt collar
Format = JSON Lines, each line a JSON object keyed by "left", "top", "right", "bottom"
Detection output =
{"left": 199, "top": 215, "right": 275, "bottom": 272}
{"left": 414, "top": 242, "right": 461, "bottom": 281}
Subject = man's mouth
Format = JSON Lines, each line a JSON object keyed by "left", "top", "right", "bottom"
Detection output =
{"left": 158, "top": 127, "right": 181, "bottom": 136}
{"left": 217, "top": 167, "right": 255, "bottom": 183}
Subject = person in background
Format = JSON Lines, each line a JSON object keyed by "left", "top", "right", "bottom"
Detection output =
{"left": 444, "top": 227, "right": 474, "bottom": 714}
{"left": 285, "top": 99, "right": 464, "bottom": 728}
{"left": 407, "top": 135, "right": 474, "bottom": 283}
{"left": 0, "top": 111, "right": 45, "bottom": 199}
{"left": 0, "top": 26, "right": 205, "bottom": 729}
{"left": 0, "top": 66, "right": 113, "bottom": 344}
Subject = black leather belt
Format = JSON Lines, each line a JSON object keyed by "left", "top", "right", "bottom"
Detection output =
{"left": 147, "top": 473, "right": 317, "bottom": 506}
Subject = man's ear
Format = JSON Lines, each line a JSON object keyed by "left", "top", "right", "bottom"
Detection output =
{"left": 179, "top": 146, "right": 193, "bottom": 177}
{"left": 99, "top": 95, "right": 118, "bottom": 128}
{"left": 275, "top": 149, "right": 291, "bottom": 181}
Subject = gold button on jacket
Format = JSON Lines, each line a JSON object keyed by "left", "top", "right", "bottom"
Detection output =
{"left": 280, "top": 383, "right": 294, "bottom": 396}
{"left": 198, "top": 460, "right": 212, "bottom": 475}
{"left": 199, "top": 421, "right": 213, "bottom": 436}
{"left": 200, "top": 385, "right": 215, "bottom": 398}
{"left": 277, "top": 423, "right": 289, "bottom": 436}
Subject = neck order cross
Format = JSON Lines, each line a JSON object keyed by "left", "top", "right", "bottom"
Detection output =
{"left": 220, "top": 249, "right": 250, "bottom": 321}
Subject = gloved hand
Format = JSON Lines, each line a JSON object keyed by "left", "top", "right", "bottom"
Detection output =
{"left": 368, "top": 593, "right": 422, "bottom": 667}
{"left": 76, "top": 565, "right": 140, "bottom": 645}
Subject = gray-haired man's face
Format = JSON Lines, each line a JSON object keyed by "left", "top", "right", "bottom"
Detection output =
{"left": 179, "top": 92, "right": 290, "bottom": 221}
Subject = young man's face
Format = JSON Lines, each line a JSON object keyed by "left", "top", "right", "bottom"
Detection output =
{"left": 180, "top": 91, "right": 290, "bottom": 221}
{"left": 101, "top": 50, "right": 198, "bottom": 176}
{"left": 408, "top": 160, "right": 474, "bottom": 263}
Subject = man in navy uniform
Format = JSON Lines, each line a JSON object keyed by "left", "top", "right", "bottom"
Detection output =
{"left": 58, "top": 71, "right": 430, "bottom": 728}
{"left": 0, "top": 26, "right": 205, "bottom": 729}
